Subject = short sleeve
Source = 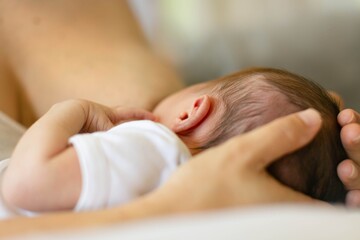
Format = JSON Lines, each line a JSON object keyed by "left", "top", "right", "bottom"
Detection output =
{"left": 69, "top": 134, "right": 111, "bottom": 212}
{"left": 69, "top": 120, "right": 191, "bottom": 211}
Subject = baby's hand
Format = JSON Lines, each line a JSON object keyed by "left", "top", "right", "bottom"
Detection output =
{"left": 76, "top": 100, "right": 156, "bottom": 133}
{"left": 111, "top": 106, "right": 157, "bottom": 124}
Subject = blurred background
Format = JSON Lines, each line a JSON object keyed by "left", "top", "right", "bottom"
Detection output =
{"left": 130, "top": 0, "right": 360, "bottom": 111}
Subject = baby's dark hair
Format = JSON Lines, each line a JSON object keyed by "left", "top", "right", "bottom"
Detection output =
{"left": 201, "top": 67, "right": 347, "bottom": 203}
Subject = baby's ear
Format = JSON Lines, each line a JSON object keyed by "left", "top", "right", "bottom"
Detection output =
{"left": 172, "top": 95, "right": 211, "bottom": 134}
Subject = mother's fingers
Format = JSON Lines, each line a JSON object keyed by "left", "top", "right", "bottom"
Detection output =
{"left": 338, "top": 109, "right": 360, "bottom": 126}
{"left": 337, "top": 159, "right": 360, "bottom": 190}
{"left": 229, "top": 109, "right": 322, "bottom": 170}
{"left": 346, "top": 190, "right": 360, "bottom": 207}
{"left": 340, "top": 123, "right": 360, "bottom": 162}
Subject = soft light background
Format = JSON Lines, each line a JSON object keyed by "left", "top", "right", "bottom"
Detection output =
{"left": 130, "top": 0, "right": 360, "bottom": 111}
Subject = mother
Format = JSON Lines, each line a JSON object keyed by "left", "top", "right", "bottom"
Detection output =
{"left": 0, "top": 0, "right": 360, "bottom": 235}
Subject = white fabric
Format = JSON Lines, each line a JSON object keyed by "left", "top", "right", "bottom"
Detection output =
{"left": 0, "top": 120, "right": 191, "bottom": 219}
{"left": 70, "top": 120, "right": 191, "bottom": 212}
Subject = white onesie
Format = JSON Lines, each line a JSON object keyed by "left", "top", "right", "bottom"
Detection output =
{"left": 0, "top": 120, "right": 191, "bottom": 219}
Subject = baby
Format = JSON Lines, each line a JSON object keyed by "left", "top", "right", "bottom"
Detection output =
{"left": 0, "top": 67, "right": 346, "bottom": 218}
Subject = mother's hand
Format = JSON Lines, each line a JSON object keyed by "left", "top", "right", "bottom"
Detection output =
{"left": 0, "top": 109, "right": 323, "bottom": 237}
{"left": 150, "top": 109, "right": 323, "bottom": 211}
{"left": 337, "top": 109, "right": 360, "bottom": 206}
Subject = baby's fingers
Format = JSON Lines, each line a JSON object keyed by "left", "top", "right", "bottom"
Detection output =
{"left": 112, "top": 107, "right": 157, "bottom": 123}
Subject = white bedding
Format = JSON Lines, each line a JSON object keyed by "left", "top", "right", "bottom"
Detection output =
{"left": 13, "top": 204, "right": 360, "bottom": 240}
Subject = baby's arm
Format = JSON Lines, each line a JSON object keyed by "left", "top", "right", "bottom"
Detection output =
{"left": 1, "top": 100, "right": 155, "bottom": 212}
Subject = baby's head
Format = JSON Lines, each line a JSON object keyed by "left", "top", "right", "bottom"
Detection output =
{"left": 154, "top": 67, "right": 347, "bottom": 203}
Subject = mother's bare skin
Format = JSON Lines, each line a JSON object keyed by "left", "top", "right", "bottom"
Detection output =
{"left": 338, "top": 109, "right": 360, "bottom": 206}
{"left": 0, "top": 0, "right": 183, "bottom": 126}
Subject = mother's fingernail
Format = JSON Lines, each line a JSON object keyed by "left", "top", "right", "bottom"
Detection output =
{"left": 341, "top": 111, "right": 354, "bottom": 124}
{"left": 351, "top": 165, "right": 358, "bottom": 179}
{"left": 298, "top": 109, "right": 321, "bottom": 127}
{"left": 352, "top": 136, "right": 360, "bottom": 145}
{"left": 347, "top": 164, "right": 358, "bottom": 180}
